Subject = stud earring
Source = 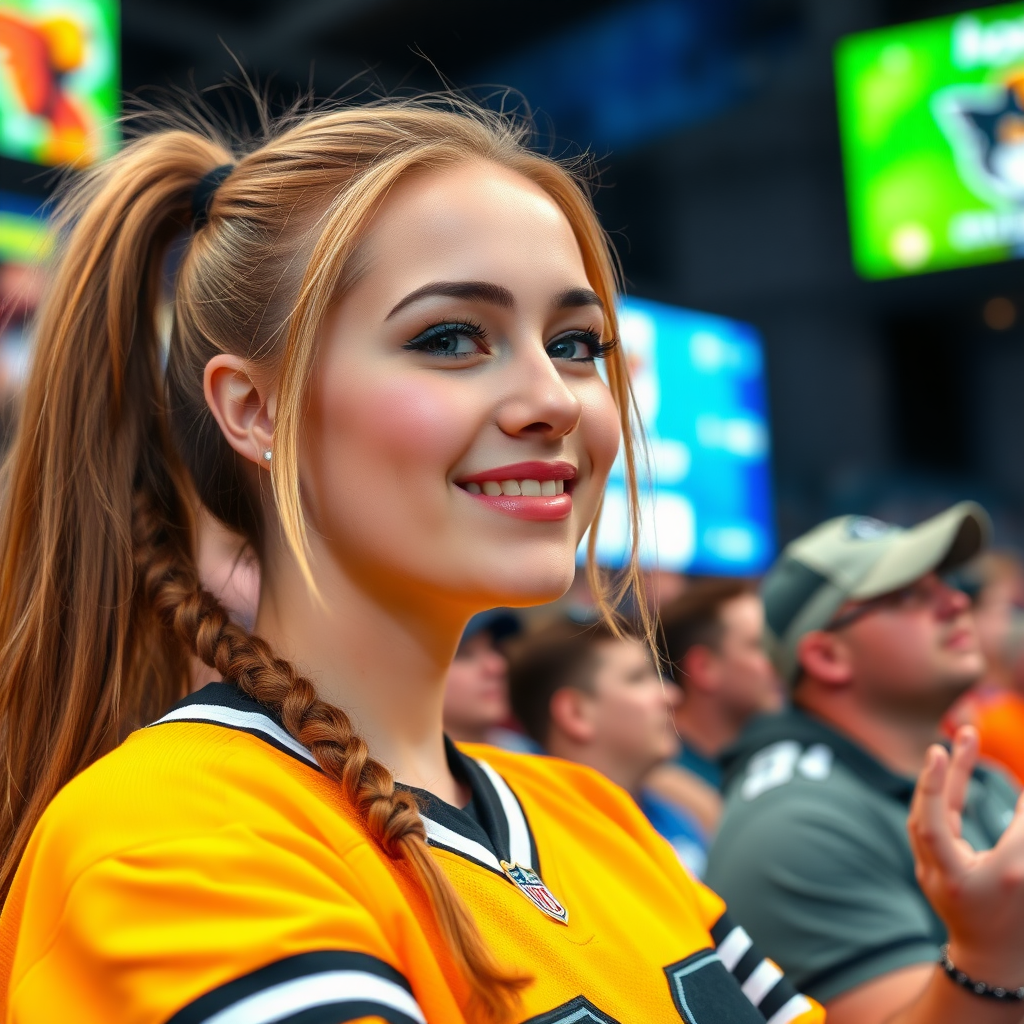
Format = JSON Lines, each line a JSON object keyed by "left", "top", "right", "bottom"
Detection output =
{"left": 262, "top": 449, "right": 272, "bottom": 462}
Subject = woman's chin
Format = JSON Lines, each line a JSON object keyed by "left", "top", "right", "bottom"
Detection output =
{"left": 467, "top": 566, "right": 577, "bottom": 610}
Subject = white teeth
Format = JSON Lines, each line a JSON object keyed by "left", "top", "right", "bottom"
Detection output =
{"left": 464, "top": 477, "right": 569, "bottom": 496}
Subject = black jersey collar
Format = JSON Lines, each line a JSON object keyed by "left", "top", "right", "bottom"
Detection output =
{"left": 409, "top": 737, "right": 540, "bottom": 877}
{"left": 149, "top": 681, "right": 321, "bottom": 769}
{"left": 150, "top": 682, "right": 538, "bottom": 876}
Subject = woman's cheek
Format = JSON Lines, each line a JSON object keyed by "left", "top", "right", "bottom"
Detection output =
{"left": 336, "top": 373, "right": 477, "bottom": 472}
{"left": 581, "top": 379, "right": 622, "bottom": 485}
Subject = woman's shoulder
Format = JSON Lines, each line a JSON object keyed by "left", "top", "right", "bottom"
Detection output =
{"left": 457, "top": 742, "right": 654, "bottom": 834}
{"left": 36, "top": 683, "right": 358, "bottom": 874}
{"left": 1, "top": 687, "right": 437, "bottom": 1024}
{"left": 459, "top": 742, "right": 623, "bottom": 791}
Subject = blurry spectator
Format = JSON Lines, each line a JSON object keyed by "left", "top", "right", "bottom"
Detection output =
{"left": 706, "top": 503, "right": 1023, "bottom": 1023}
{"left": 661, "top": 578, "right": 782, "bottom": 788}
{"left": 508, "top": 618, "right": 708, "bottom": 876}
{"left": 442, "top": 609, "right": 530, "bottom": 750}
{"left": 644, "top": 579, "right": 781, "bottom": 836}
{"left": 645, "top": 568, "right": 686, "bottom": 610}
{"left": 944, "top": 551, "right": 1024, "bottom": 785}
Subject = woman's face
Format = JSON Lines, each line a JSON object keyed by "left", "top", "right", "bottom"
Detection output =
{"left": 301, "top": 159, "right": 621, "bottom": 613}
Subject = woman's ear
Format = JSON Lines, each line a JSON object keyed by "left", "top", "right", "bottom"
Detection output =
{"left": 204, "top": 355, "right": 276, "bottom": 467}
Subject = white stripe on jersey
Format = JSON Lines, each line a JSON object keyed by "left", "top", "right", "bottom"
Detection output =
{"left": 766, "top": 994, "right": 815, "bottom": 1024}
{"left": 421, "top": 815, "right": 504, "bottom": 872}
{"left": 152, "top": 705, "right": 319, "bottom": 767}
{"left": 716, "top": 925, "right": 754, "bottom": 972}
{"left": 475, "top": 758, "right": 534, "bottom": 869}
{"left": 198, "top": 970, "right": 426, "bottom": 1024}
{"left": 741, "top": 958, "right": 783, "bottom": 1006}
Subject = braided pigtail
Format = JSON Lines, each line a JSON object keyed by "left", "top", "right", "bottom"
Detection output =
{"left": 132, "top": 487, "right": 529, "bottom": 1023}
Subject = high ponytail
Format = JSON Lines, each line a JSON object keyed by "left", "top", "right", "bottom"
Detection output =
{"left": 0, "top": 129, "right": 232, "bottom": 899}
{"left": 0, "top": 98, "right": 648, "bottom": 1023}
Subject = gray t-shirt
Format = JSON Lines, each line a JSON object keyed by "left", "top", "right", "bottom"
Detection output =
{"left": 705, "top": 709, "right": 1018, "bottom": 1004}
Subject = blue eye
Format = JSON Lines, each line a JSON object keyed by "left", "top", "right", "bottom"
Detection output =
{"left": 546, "top": 331, "right": 616, "bottom": 362}
{"left": 403, "top": 322, "right": 486, "bottom": 358}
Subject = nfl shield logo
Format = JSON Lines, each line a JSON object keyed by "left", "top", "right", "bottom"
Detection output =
{"left": 501, "top": 860, "right": 569, "bottom": 925}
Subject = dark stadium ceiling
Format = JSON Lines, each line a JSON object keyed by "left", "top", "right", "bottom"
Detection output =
{"left": 120, "top": 0, "right": 979, "bottom": 106}
{"left": 120, "top": 0, "right": 632, "bottom": 99}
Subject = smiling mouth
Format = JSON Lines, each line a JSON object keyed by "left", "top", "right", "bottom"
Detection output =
{"left": 462, "top": 478, "right": 567, "bottom": 497}
{"left": 455, "top": 462, "right": 576, "bottom": 521}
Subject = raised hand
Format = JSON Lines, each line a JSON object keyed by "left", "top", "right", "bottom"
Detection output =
{"left": 907, "top": 725, "right": 1024, "bottom": 990}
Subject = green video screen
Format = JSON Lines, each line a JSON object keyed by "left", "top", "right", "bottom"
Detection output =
{"left": 837, "top": 3, "right": 1024, "bottom": 279}
{"left": 0, "top": 0, "right": 119, "bottom": 167}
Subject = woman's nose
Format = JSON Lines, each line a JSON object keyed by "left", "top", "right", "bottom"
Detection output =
{"left": 494, "top": 346, "right": 583, "bottom": 440}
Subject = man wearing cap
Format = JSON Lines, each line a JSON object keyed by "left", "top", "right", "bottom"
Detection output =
{"left": 705, "top": 503, "right": 1024, "bottom": 1024}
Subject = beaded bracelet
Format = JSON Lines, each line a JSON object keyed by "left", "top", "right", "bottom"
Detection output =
{"left": 941, "top": 945, "right": 1024, "bottom": 1002}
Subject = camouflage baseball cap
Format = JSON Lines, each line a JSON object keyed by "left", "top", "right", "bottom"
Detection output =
{"left": 762, "top": 501, "right": 991, "bottom": 683}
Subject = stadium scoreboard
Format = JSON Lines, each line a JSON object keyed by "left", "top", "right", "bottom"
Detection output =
{"left": 837, "top": 3, "right": 1024, "bottom": 278}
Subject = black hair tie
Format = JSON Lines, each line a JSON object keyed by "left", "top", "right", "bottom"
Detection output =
{"left": 191, "top": 164, "right": 235, "bottom": 230}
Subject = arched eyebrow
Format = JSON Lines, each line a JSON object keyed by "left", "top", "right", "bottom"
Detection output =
{"left": 553, "top": 286, "right": 605, "bottom": 312}
{"left": 385, "top": 281, "right": 604, "bottom": 320}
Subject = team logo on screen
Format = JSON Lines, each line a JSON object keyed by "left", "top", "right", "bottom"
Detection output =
{"left": 501, "top": 861, "right": 569, "bottom": 924}
{"left": 935, "top": 72, "right": 1024, "bottom": 204}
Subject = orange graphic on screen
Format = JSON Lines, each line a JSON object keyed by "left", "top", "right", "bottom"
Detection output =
{"left": 0, "top": 10, "right": 90, "bottom": 164}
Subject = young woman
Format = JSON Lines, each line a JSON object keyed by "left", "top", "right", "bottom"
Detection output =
{"left": 0, "top": 99, "right": 826, "bottom": 1023}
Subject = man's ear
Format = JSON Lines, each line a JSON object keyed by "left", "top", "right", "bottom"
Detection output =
{"left": 796, "top": 630, "right": 853, "bottom": 689}
{"left": 549, "top": 686, "right": 595, "bottom": 745}
{"left": 680, "top": 644, "right": 719, "bottom": 694}
{"left": 204, "top": 355, "right": 276, "bottom": 467}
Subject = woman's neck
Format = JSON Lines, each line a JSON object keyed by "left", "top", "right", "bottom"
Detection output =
{"left": 254, "top": 540, "right": 471, "bottom": 805}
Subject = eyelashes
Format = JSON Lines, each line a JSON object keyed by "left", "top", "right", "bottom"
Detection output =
{"left": 402, "top": 320, "right": 488, "bottom": 359}
{"left": 572, "top": 335, "right": 618, "bottom": 361}
{"left": 403, "top": 320, "right": 617, "bottom": 362}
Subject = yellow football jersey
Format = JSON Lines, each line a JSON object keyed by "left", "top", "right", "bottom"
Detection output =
{"left": 0, "top": 683, "right": 824, "bottom": 1024}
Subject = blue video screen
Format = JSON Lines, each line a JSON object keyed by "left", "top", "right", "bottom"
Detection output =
{"left": 583, "top": 296, "right": 775, "bottom": 575}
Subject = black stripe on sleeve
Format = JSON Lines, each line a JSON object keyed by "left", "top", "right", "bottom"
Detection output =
{"left": 711, "top": 910, "right": 806, "bottom": 1020}
{"left": 165, "top": 950, "right": 422, "bottom": 1024}
{"left": 264, "top": 1003, "right": 416, "bottom": 1024}
{"left": 758, "top": 974, "right": 802, "bottom": 1021}
{"left": 710, "top": 910, "right": 737, "bottom": 947}
{"left": 731, "top": 944, "right": 764, "bottom": 987}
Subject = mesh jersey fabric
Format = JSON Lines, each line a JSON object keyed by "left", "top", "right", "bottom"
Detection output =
{"left": 0, "top": 682, "right": 823, "bottom": 1024}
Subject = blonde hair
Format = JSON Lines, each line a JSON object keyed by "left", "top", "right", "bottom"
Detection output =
{"left": 0, "top": 97, "right": 647, "bottom": 1022}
